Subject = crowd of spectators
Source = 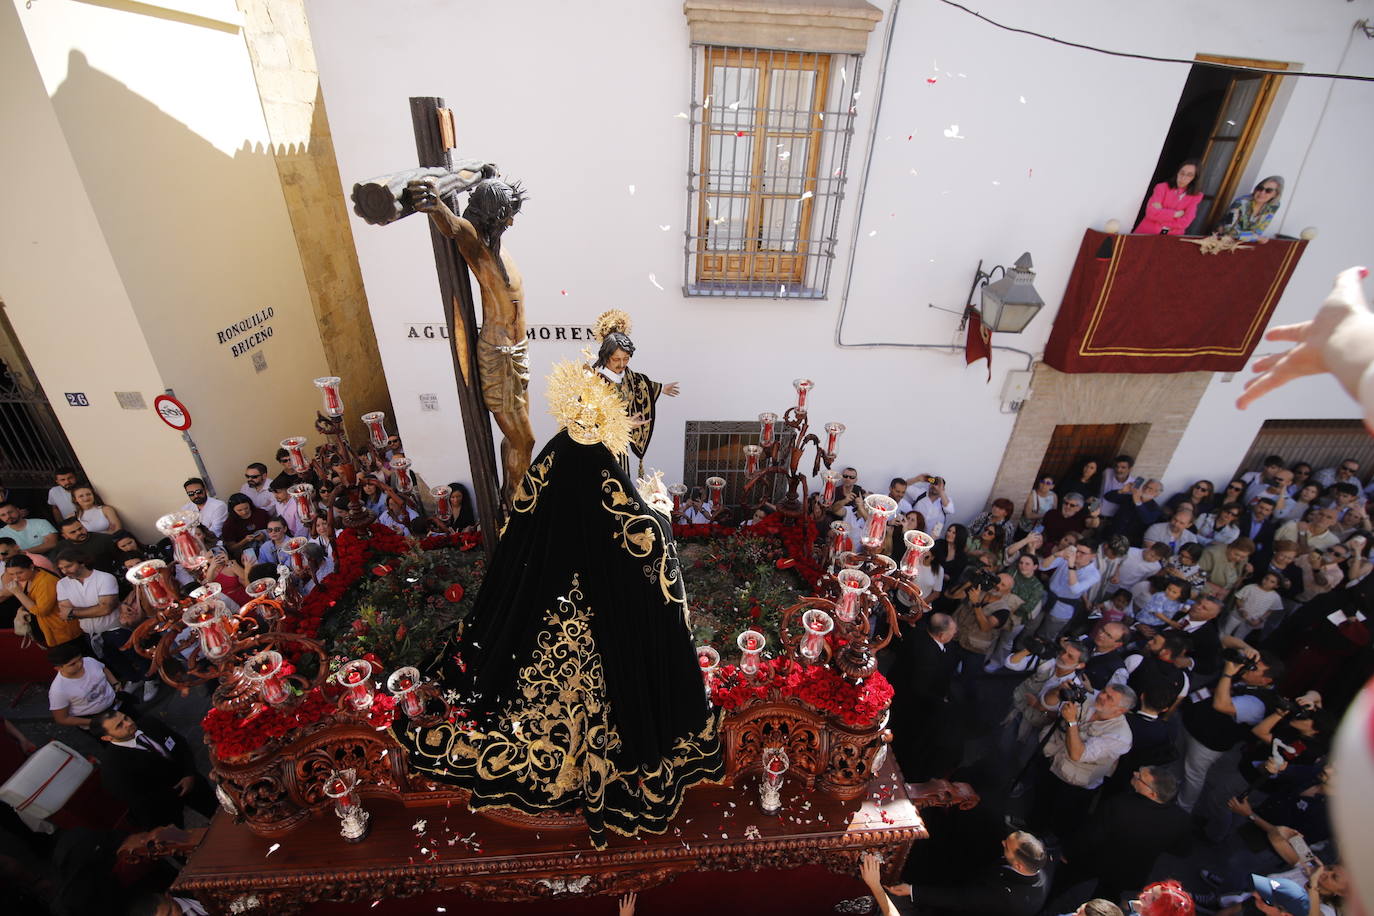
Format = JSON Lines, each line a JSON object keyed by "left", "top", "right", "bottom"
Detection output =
{"left": 0, "top": 440, "right": 485, "bottom": 913}
{"left": 838, "top": 450, "right": 1364, "bottom": 916}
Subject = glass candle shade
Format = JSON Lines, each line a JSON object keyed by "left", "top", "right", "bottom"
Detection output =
{"left": 758, "top": 412, "right": 777, "bottom": 448}
{"left": 762, "top": 746, "right": 790, "bottom": 785}
{"left": 742, "top": 444, "right": 762, "bottom": 476}
{"left": 389, "top": 457, "right": 413, "bottom": 493}
{"left": 126, "top": 559, "right": 174, "bottom": 609}
{"left": 337, "top": 659, "right": 375, "bottom": 710}
{"left": 737, "top": 629, "right": 766, "bottom": 677}
{"left": 360, "top": 411, "right": 388, "bottom": 449}
{"left": 800, "top": 608, "right": 834, "bottom": 661}
{"left": 821, "top": 470, "right": 840, "bottom": 507}
{"left": 280, "top": 437, "right": 310, "bottom": 474}
{"left": 189, "top": 583, "right": 227, "bottom": 615}
{"left": 246, "top": 577, "right": 277, "bottom": 600}
{"left": 823, "top": 422, "right": 846, "bottom": 458}
{"left": 386, "top": 666, "right": 425, "bottom": 717}
{"left": 759, "top": 746, "right": 790, "bottom": 815}
{"left": 313, "top": 377, "right": 344, "bottom": 418}
{"left": 696, "top": 645, "right": 720, "bottom": 697}
{"left": 281, "top": 537, "right": 311, "bottom": 574}
{"left": 323, "top": 767, "right": 360, "bottom": 815}
{"left": 792, "top": 378, "right": 814, "bottom": 413}
{"left": 288, "top": 482, "right": 316, "bottom": 522}
{"left": 243, "top": 649, "right": 291, "bottom": 707}
{"left": 157, "top": 510, "right": 207, "bottom": 570}
{"left": 899, "top": 528, "right": 936, "bottom": 577}
{"left": 705, "top": 477, "right": 726, "bottom": 511}
{"left": 182, "top": 601, "right": 233, "bottom": 660}
{"left": 862, "top": 494, "right": 899, "bottom": 550}
{"left": 668, "top": 483, "right": 688, "bottom": 511}
{"left": 834, "top": 568, "right": 872, "bottom": 623}
{"left": 828, "top": 520, "right": 849, "bottom": 556}
{"left": 431, "top": 486, "right": 452, "bottom": 521}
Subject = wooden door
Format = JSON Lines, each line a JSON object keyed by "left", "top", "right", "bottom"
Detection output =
{"left": 1036, "top": 424, "right": 1131, "bottom": 487}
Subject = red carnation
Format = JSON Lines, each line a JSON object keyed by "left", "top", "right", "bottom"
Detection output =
{"left": 444, "top": 583, "right": 465, "bottom": 603}
{"left": 351, "top": 619, "right": 370, "bottom": 636}
{"left": 396, "top": 623, "right": 408, "bottom": 640}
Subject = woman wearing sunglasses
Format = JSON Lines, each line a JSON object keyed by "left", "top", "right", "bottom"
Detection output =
{"left": 1214, "top": 176, "right": 1284, "bottom": 243}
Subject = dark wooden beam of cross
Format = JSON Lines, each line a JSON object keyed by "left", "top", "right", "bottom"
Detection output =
{"left": 349, "top": 97, "right": 502, "bottom": 555}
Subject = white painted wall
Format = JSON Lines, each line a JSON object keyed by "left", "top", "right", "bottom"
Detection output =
{"left": 306, "top": 0, "right": 1374, "bottom": 515}
{"left": 3, "top": 0, "right": 331, "bottom": 536}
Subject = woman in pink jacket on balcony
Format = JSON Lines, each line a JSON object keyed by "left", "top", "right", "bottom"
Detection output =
{"left": 1134, "top": 160, "right": 1203, "bottom": 235}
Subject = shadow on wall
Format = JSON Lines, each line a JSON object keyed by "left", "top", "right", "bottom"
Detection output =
{"left": 46, "top": 49, "right": 318, "bottom": 458}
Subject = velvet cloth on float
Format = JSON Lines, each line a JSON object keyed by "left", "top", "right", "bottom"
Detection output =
{"left": 397, "top": 430, "right": 721, "bottom": 848}
{"left": 1043, "top": 229, "right": 1307, "bottom": 373}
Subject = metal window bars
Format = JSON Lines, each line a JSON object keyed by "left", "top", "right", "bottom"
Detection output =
{"left": 684, "top": 45, "right": 861, "bottom": 299}
{"left": 684, "top": 420, "right": 797, "bottom": 513}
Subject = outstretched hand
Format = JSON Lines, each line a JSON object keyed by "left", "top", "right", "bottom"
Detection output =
{"left": 1238, "top": 267, "right": 1371, "bottom": 415}
{"left": 664, "top": 382, "right": 681, "bottom": 397}
{"left": 618, "top": 891, "right": 637, "bottom": 916}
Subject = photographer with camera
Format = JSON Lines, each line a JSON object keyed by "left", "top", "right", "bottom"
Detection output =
{"left": 1177, "top": 646, "right": 1286, "bottom": 811}
{"left": 1026, "top": 681, "right": 1136, "bottom": 839}
{"left": 1196, "top": 691, "right": 1330, "bottom": 843}
{"left": 1035, "top": 542, "right": 1101, "bottom": 642}
{"left": 952, "top": 571, "right": 1021, "bottom": 692}
{"left": 1001, "top": 639, "right": 1088, "bottom": 774}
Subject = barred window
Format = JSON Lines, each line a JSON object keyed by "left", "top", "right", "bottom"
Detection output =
{"left": 685, "top": 45, "right": 860, "bottom": 299}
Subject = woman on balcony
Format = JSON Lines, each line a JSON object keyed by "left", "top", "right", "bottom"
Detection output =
{"left": 1214, "top": 175, "right": 1284, "bottom": 242}
{"left": 1135, "top": 160, "right": 1203, "bottom": 235}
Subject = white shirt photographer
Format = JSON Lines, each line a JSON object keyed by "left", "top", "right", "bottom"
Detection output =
{"left": 1041, "top": 685, "right": 1135, "bottom": 789}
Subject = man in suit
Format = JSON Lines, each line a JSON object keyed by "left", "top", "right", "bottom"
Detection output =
{"left": 879, "top": 830, "right": 1050, "bottom": 916}
{"left": 89, "top": 710, "right": 216, "bottom": 829}
{"left": 889, "top": 613, "right": 960, "bottom": 785}
{"left": 1239, "top": 497, "right": 1281, "bottom": 556}
{"left": 1055, "top": 765, "right": 1190, "bottom": 903}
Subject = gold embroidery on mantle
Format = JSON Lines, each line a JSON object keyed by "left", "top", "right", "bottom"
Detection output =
{"left": 402, "top": 573, "right": 721, "bottom": 846}
{"left": 599, "top": 475, "right": 687, "bottom": 612}
{"left": 511, "top": 452, "right": 555, "bottom": 515}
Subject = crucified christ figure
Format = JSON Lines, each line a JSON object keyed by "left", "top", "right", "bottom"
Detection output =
{"left": 409, "top": 176, "right": 534, "bottom": 504}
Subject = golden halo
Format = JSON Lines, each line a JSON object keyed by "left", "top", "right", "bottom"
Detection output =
{"left": 593, "top": 309, "right": 633, "bottom": 341}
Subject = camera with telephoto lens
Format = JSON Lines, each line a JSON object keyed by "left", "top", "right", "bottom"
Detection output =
{"left": 966, "top": 567, "right": 999, "bottom": 592}
{"left": 1272, "top": 696, "right": 1313, "bottom": 721}
{"left": 1023, "top": 634, "right": 1055, "bottom": 658}
{"left": 1221, "top": 646, "right": 1259, "bottom": 674}
{"left": 1058, "top": 678, "right": 1089, "bottom": 706}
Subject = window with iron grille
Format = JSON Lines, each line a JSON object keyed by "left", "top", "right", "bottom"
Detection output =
{"left": 684, "top": 45, "right": 860, "bottom": 299}
{"left": 684, "top": 420, "right": 797, "bottom": 513}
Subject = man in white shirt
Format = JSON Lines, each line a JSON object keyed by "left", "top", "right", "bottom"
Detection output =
{"left": 1097, "top": 455, "right": 1135, "bottom": 519}
{"left": 1248, "top": 467, "right": 1292, "bottom": 516}
{"left": 47, "top": 466, "right": 79, "bottom": 525}
{"left": 1032, "top": 683, "right": 1136, "bottom": 838}
{"left": 1275, "top": 505, "right": 1341, "bottom": 553}
{"left": 1144, "top": 508, "right": 1199, "bottom": 552}
{"left": 47, "top": 642, "right": 119, "bottom": 729}
{"left": 55, "top": 553, "right": 119, "bottom": 640}
{"left": 909, "top": 476, "right": 954, "bottom": 536}
{"left": 240, "top": 462, "right": 278, "bottom": 514}
{"left": 182, "top": 478, "right": 228, "bottom": 538}
{"left": 1241, "top": 455, "right": 1287, "bottom": 503}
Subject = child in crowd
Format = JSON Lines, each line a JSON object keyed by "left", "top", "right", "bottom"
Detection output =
{"left": 1162, "top": 542, "right": 1207, "bottom": 592}
{"left": 1223, "top": 571, "right": 1286, "bottom": 640}
{"left": 1090, "top": 588, "right": 1134, "bottom": 626}
{"left": 1138, "top": 576, "right": 1190, "bottom": 626}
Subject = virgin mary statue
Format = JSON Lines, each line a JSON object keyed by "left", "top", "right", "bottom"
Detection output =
{"left": 397, "top": 360, "right": 722, "bottom": 848}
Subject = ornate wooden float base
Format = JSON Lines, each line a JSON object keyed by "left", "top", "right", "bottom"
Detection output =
{"left": 177, "top": 757, "right": 974, "bottom": 915}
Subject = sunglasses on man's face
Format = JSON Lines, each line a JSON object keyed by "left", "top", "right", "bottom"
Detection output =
{"left": 186, "top": 489, "right": 206, "bottom": 498}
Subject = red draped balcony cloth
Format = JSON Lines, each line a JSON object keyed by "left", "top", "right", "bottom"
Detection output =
{"left": 1043, "top": 229, "right": 1308, "bottom": 374}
